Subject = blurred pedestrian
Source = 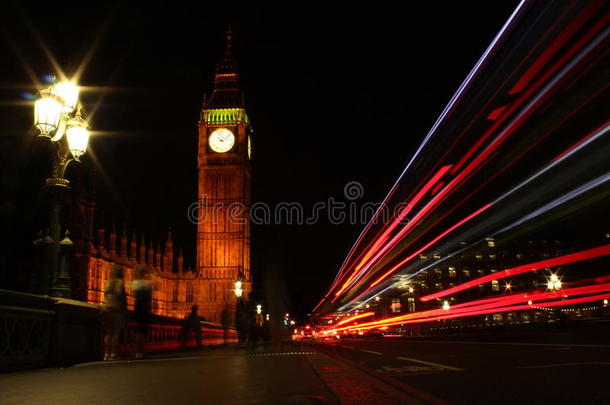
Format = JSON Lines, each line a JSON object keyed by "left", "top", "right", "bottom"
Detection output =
{"left": 247, "top": 298, "right": 263, "bottom": 348}
{"left": 182, "top": 305, "right": 203, "bottom": 347}
{"left": 102, "top": 264, "right": 127, "bottom": 361}
{"left": 132, "top": 264, "right": 152, "bottom": 359}
{"left": 235, "top": 298, "right": 247, "bottom": 344}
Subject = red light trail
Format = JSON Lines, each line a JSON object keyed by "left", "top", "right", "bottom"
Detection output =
{"left": 331, "top": 165, "right": 452, "bottom": 300}
{"left": 368, "top": 203, "right": 492, "bottom": 289}
{"left": 313, "top": 2, "right": 610, "bottom": 321}
{"left": 420, "top": 244, "right": 610, "bottom": 302}
{"left": 329, "top": 282, "right": 610, "bottom": 333}
{"left": 335, "top": 312, "right": 375, "bottom": 327}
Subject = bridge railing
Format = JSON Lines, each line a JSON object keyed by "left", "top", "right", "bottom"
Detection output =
{"left": 117, "top": 318, "right": 237, "bottom": 355}
{"left": 0, "top": 289, "right": 237, "bottom": 373}
{"left": 0, "top": 289, "right": 54, "bottom": 372}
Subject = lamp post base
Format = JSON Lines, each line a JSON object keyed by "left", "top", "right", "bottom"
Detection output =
{"left": 49, "top": 284, "right": 72, "bottom": 299}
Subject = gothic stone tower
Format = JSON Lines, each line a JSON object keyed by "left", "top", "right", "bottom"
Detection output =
{"left": 197, "top": 28, "right": 252, "bottom": 324}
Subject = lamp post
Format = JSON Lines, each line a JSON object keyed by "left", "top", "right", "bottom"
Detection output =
{"left": 33, "top": 79, "right": 91, "bottom": 298}
{"left": 232, "top": 279, "right": 244, "bottom": 339}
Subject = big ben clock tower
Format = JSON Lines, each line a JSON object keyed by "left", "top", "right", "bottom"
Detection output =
{"left": 197, "top": 27, "right": 252, "bottom": 324}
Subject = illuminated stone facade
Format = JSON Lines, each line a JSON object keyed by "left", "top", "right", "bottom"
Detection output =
{"left": 86, "top": 228, "right": 197, "bottom": 319}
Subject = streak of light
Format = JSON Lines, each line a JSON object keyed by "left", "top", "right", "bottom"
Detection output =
{"left": 71, "top": 15, "right": 112, "bottom": 84}
{"left": 494, "top": 171, "right": 610, "bottom": 236}
{"left": 332, "top": 165, "right": 452, "bottom": 300}
{"left": 420, "top": 244, "right": 610, "bottom": 302}
{"left": 343, "top": 121, "right": 610, "bottom": 311}
{"left": 332, "top": 284, "right": 610, "bottom": 333}
{"left": 312, "top": 0, "right": 529, "bottom": 313}
{"left": 335, "top": 312, "right": 375, "bottom": 327}
{"left": 317, "top": 1, "right": 608, "bottom": 316}
{"left": 552, "top": 120, "right": 610, "bottom": 163}
{"left": 508, "top": 0, "right": 605, "bottom": 95}
{"left": 451, "top": 6, "right": 610, "bottom": 176}
{"left": 368, "top": 203, "right": 492, "bottom": 288}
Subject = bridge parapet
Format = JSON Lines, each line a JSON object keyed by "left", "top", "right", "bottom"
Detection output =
{"left": 0, "top": 289, "right": 237, "bottom": 373}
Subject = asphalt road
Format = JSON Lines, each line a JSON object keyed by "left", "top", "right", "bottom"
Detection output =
{"left": 310, "top": 336, "right": 610, "bottom": 404}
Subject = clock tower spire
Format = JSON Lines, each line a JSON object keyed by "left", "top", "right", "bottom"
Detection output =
{"left": 204, "top": 26, "right": 244, "bottom": 110}
{"left": 197, "top": 27, "right": 252, "bottom": 324}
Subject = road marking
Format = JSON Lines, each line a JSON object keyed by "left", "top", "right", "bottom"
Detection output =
{"left": 76, "top": 356, "right": 207, "bottom": 366}
{"left": 377, "top": 364, "right": 441, "bottom": 375}
{"left": 516, "top": 361, "right": 610, "bottom": 369}
{"left": 361, "top": 349, "right": 383, "bottom": 355}
{"left": 398, "top": 356, "right": 464, "bottom": 371}
{"left": 407, "top": 340, "right": 610, "bottom": 349}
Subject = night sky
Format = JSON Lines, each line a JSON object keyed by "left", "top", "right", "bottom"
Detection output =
{"left": 0, "top": 2, "right": 520, "bottom": 318}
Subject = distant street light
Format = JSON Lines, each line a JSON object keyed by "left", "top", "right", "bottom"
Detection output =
{"left": 234, "top": 280, "right": 243, "bottom": 298}
{"left": 32, "top": 79, "right": 91, "bottom": 297}
{"left": 442, "top": 300, "right": 451, "bottom": 311}
{"left": 547, "top": 274, "right": 562, "bottom": 291}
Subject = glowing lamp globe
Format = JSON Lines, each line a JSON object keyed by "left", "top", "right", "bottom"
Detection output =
{"left": 66, "top": 112, "right": 90, "bottom": 159}
{"left": 234, "top": 280, "right": 243, "bottom": 298}
{"left": 34, "top": 90, "right": 62, "bottom": 137}
{"left": 53, "top": 81, "right": 79, "bottom": 112}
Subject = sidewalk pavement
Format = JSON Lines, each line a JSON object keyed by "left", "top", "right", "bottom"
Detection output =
{"left": 0, "top": 342, "right": 418, "bottom": 405}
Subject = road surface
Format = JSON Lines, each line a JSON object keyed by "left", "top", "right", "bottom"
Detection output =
{"left": 310, "top": 336, "right": 610, "bottom": 404}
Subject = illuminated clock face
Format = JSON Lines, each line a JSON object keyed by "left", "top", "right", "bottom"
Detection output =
{"left": 209, "top": 128, "right": 235, "bottom": 153}
{"left": 248, "top": 136, "right": 252, "bottom": 159}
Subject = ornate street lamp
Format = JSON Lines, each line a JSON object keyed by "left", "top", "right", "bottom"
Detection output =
{"left": 32, "top": 79, "right": 91, "bottom": 298}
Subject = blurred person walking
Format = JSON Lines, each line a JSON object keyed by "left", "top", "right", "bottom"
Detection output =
{"left": 182, "top": 305, "right": 203, "bottom": 347}
{"left": 235, "top": 298, "right": 247, "bottom": 344}
{"left": 102, "top": 264, "right": 127, "bottom": 361}
{"left": 132, "top": 264, "right": 152, "bottom": 359}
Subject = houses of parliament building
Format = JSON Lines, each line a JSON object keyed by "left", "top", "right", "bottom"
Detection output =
{"left": 85, "top": 29, "right": 252, "bottom": 324}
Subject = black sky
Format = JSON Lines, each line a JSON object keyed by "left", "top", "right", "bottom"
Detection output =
{"left": 0, "top": 1, "right": 520, "bottom": 317}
